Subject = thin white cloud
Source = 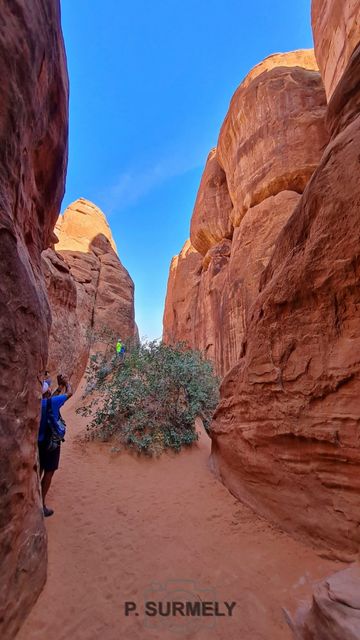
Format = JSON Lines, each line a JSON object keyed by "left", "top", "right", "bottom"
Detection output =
{"left": 103, "top": 152, "right": 204, "bottom": 214}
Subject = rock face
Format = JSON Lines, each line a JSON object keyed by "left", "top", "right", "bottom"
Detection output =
{"left": 312, "top": 0, "right": 360, "bottom": 99}
{"left": 44, "top": 198, "right": 137, "bottom": 388}
{"left": 163, "top": 240, "right": 203, "bottom": 347}
{"left": 0, "top": 2, "right": 68, "bottom": 638}
{"left": 210, "top": 28, "right": 360, "bottom": 554}
{"left": 190, "top": 149, "right": 233, "bottom": 255}
{"left": 163, "top": 50, "right": 327, "bottom": 377}
{"left": 55, "top": 198, "right": 117, "bottom": 253}
{"left": 165, "top": 3, "right": 360, "bottom": 559}
{"left": 289, "top": 566, "right": 360, "bottom": 639}
{"left": 217, "top": 51, "right": 325, "bottom": 226}
{"left": 41, "top": 249, "right": 81, "bottom": 385}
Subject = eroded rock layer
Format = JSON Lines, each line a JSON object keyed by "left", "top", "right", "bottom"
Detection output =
{"left": 163, "top": 50, "right": 327, "bottom": 377}
{"left": 0, "top": 2, "right": 68, "bottom": 637}
{"left": 44, "top": 198, "right": 137, "bottom": 388}
{"left": 217, "top": 51, "right": 326, "bottom": 226}
{"left": 163, "top": 240, "right": 202, "bottom": 348}
{"left": 190, "top": 149, "right": 233, "bottom": 255}
{"left": 211, "top": 40, "right": 360, "bottom": 556}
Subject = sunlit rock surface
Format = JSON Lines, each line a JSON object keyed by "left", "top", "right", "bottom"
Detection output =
{"left": 44, "top": 198, "right": 137, "bottom": 388}
{"left": 163, "top": 50, "right": 327, "bottom": 378}
{"left": 211, "top": 42, "right": 360, "bottom": 558}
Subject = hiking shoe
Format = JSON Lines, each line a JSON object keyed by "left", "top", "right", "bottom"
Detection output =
{"left": 43, "top": 506, "right": 54, "bottom": 518}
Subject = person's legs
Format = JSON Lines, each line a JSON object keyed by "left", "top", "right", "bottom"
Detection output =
{"left": 41, "top": 470, "right": 55, "bottom": 506}
{"left": 38, "top": 443, "right": 61, "bottom": 517}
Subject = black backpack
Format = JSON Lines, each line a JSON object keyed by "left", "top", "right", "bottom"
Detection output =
{"left": 46, "top": 398, "right": 66, "bottom": 451}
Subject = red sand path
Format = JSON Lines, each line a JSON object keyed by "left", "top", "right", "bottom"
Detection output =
{"left": 17, "top": 393, "right": 341, "bottom": 640}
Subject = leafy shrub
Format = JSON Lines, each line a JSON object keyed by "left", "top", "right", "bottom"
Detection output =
{"left": 78, "top": 340, "right": 219, "bottom": 455}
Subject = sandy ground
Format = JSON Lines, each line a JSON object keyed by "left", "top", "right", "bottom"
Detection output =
{"left": 17, "top": 392, "right": 341, "bottom": 640}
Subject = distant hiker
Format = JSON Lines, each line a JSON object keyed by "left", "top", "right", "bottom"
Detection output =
{"left": 38, "top": 377, "right": 72, "bottom": 517}
{"left": 116, "top": 338, "right": 125, "bottom": 361}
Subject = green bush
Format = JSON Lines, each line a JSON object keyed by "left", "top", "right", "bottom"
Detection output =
{"left": 78, "top": 340, "right": 219, "bottom": 455}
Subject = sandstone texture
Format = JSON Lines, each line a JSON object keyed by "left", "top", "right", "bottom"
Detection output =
{"left": 165, "top": 9, "right": 360, "bottom": 560}
{"left": 211, "top": 43, "right": 360, "bottom": 557}
{"left": 44, "top": 198, "right": 137, "bottom": 388}
{"left": 41, "top": 249, "right": 80, "bottom": 385}
{"left": 221, "top": 190, "right": 301, "bottom": 373}
{"left": 289, "top": 566, "right": 360, "bottom": 640}
{"left": 163, "top": 51, "right": 327, "bottom": 377}
{"left": 56, "top": 198, "right": 117, "bottom": 253}
{"left": 312, "top": 0, "right": 360, "bottom": 99}
{"left": 217, "top": 50, "right": 327, "bottom": 226}
{"left": 0, "top": 1, "right": 68, "bottom": 638}
{"left": 163, "top": 240, "right": 202, "bottom": 347}
{"left": 190, "top": 149, "right": 233, "bottom": 255}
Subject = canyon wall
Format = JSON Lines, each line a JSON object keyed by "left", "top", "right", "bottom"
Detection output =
{"left": 0, "top": 2, "right": 68, "bottom": 638}
{"left": 312, "top": 0, "right": 360, "bottom": 99}
{"left": 164, "top": 0, "right": 360, "bottom": 558}
{"left": 163, "top": 50, "right": 328, "bottom": 377}
{"left": 211, "top": 5, "right": 360, "bottom": 557}
{"left": 43, "top": 198, "right": 138, "bottom": 388}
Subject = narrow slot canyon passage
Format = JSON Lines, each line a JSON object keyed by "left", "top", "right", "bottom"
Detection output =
{"left": 18, "top": 388, "right": 340, "bottom": 640}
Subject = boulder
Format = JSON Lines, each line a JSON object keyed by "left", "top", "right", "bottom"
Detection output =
{"left": 289, "top": 565, "right": 360, "bottom": 639}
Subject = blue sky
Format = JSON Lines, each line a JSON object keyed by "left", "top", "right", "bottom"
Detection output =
{"left": 60, "top": 0, "right": 313, "bottom": 339}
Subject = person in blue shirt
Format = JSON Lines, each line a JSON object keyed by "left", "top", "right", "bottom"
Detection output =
{"left": 39, "top": 375, "right": 72, "bottom": 517}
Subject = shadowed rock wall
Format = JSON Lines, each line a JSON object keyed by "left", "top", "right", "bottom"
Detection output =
{"left": 0, "top": 2, "right": 68, "bottom": 637}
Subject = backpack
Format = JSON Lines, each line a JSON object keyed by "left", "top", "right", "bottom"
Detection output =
{"left": 46, "top": 398, "right": 66, "bottom": 451}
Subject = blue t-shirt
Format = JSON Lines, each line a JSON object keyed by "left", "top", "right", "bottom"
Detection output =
{"left": 38, "top": 395, "right": 68, "bottom": 443}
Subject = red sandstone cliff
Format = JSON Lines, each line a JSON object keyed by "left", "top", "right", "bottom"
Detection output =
{"left": 312, "top": 0, "right": 360, "bottom": 99}
{"left": 164, "top": 1, "right": 360, "bottom": 561}
{"left": 163, "top": 50, "right": 328, "bottom": 377}
{"left": 211, "top": 4, "right": 360, "bottom": 559}
{"left": 43, "top": 198, "right": 138, "bottom": 388}
{"left": 0, "top": 2, "right": 68, "bottom": 638}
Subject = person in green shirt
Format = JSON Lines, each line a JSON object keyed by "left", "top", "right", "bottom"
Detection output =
{"left": 116, "top": 338, "right": 126, "bottom": 362}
